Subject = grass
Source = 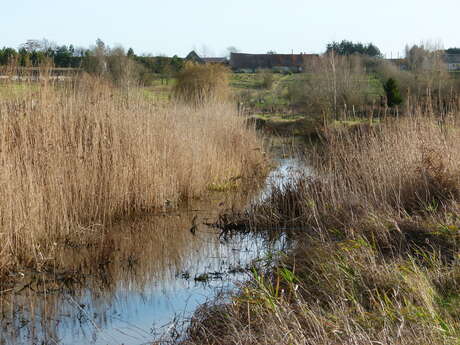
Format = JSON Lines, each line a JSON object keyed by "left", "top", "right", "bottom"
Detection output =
{"left": 0, "top": 75, "right": 266, "bottom": 278}
{"left": 0, "top": 82, "right": 39, "bottom": 99}
{"left": 182, "top": 110, "right": 460, "bottom": 345}
{"left": 136, "top": 71, "right": 382, "bottom": 138}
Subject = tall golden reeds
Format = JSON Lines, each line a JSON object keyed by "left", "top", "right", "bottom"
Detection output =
{"left": 0, "top": 75, "right": 265, "bottom": 276}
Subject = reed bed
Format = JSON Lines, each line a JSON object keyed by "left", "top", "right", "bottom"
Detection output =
{"left": 0, "top": 76, "right": 265, "bottom": 277}
{"left": 183, "top": 111, "right": 460, "bottom": 345}
{"left": 236, "top": 113, "right": 460, "bottom": 234}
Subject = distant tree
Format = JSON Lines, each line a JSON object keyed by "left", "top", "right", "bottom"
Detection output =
{"left": 127, "top": 48, "right": 135, "bottom": 57}
{"left": 366, "top": 43, "right": 381, "bottom": 58}
{"left": 326, "top": 40, "right": 382, "bottom": 57}
{"left": 170, "top": 55, "right": 184, "bottom": 72}
{"left": 267, "top": 50, "right": 277, "bottom": 55}
{"left": 20, "top": 39, "right": 42, "bottom": 52}
{"left": 383, "top": 78, "right": 403, "bottom": 107}
{"left": 405, "top": 44, "right": 428, "bottom": 70}
{"left": 18, "top": 48, "right": 31, "bottom": 67}
{"left": 39, "top": 39, "right": 57, "bottom": 52}
{"left": 226, "top": 46, "right": 239, "bottom": 57}
{"left": 30, "top": 50, "right": 47, "bottom": 66}
{"left": 0, "top": 48, "right": 18, "bottom": 65}
{"left": 405, "top": 43, "right": 445, "bottom": 71}
{"left": 258, "top": 69, "right": 274, "bottom": 89}
{"left": 82, "top": 39, "right": 108, "bottom": 75}
{"left": 199, "top": 44, "right": 213, "bottom": 58}
{"left": 54, "top": 45, "right": 73, "bottom": 67}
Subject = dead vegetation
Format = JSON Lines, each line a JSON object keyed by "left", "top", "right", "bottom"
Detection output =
{"left": 173, "top": 63, "right": 231, "bottom": 105}
{"left": 182, "top": 110, "right": 460, "bottom": 345}
{"left": 0, "top": 74, "right": 265, "bottom": 278}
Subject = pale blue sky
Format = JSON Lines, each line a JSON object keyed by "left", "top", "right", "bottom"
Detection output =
{"left": 1, "top": 0, "right": 459, "bottom": 57}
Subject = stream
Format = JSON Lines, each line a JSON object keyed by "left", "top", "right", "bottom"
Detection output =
{"left": 0, "top": 155, "right": 305, "bottom": 345}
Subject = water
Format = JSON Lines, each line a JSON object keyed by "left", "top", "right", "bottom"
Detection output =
{"left": 0, "top": 158, "right": 302, "bottom": 345}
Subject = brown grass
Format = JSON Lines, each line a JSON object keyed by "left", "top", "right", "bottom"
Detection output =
{"left": 182, "top": 111, "right": 460, "bottom": 345}
{"left": 0, "top": 75, "right": 265, "bottom": 277}
{"left": 244, "top": 114, "right": 460, "bottom": 234}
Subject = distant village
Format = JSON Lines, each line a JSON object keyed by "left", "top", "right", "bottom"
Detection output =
{"left": 1, "top": 39, "right": 460, "bottom": 78}
{"left": 185, "top": 50, "right": 460, "bottom": 73}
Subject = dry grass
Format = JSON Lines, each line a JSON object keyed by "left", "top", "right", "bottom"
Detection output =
{"left": 183, "top": 111, "right": 460, "bottom": 345}
{"left": 0, "top": 75, "right": 265, "bottom": 277}
{"left": 246, "top": 114, "right": 460, "bottom": 235}
{"left": 173, "top": 63, "right": 231, "bottom": 105}
{"left": 185, "top": 242, "right": 460, "bottom": 345}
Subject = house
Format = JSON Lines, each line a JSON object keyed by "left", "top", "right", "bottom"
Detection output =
{"left": 386, "top": 58, "right": 408, "bottom": 70}
{"left": 185, "top": 51, "right": 228, "bottom": 65}
{"left": 185, "top": 51, "right": 204, "bottom": 64}
{"left": 444, "top": 54, "right": 460, "bottom": 72}
{"left": 230, "top": 52, "right": 318, "bottom": 72}
{"left": 202, "top": 57, "right": 228, "bottom": 64}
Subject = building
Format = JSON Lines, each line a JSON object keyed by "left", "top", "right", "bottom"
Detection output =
{"left": 185, "top": 51, "right": 204, "bottom": 64}
{"left": 444, "top": 54, "right": 460, "bottom": 71}
{"left": 230, "top": 52, "right": 318, "bottom": 72}
{"left": 386, "top": 58, "right": 408, "bottom": 70}
{"left": 201, "top": 57, "right": 228, "bottom": 64}
{"left": 185, "top": 51, "right": 228, "bottom": 65}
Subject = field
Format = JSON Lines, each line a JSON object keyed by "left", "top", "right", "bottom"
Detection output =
{"left": 140, "top": 71, "right": 383, "bottom": 138}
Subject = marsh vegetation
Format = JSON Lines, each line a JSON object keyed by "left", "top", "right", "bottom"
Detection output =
{"left": 183, "top": 109, "right": 460, "bottom": 345}
{"left": 0, "top": 68, "right": 265, "bottom": 280}
{"left": 2, "top": 42, "right": 460, "bottom": 345}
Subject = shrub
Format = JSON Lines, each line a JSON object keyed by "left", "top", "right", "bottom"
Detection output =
{"left": 258, "top": 69, "right": 274, "bottom": 89}
{"left": 384, "top": 78, "right": 403, "bottom": 107}
{"left": 287, "top": 54, "right": 378, "bottom": 116}
{"left": 173, "top": 63, "right": 230, "bottom": 105}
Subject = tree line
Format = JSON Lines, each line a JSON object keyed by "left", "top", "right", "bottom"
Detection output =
{"left": 0, "top": 39, "right": 185, "bottom": 76}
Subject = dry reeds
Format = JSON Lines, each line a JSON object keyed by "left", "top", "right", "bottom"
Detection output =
{"left": 247, "top": 114, "right": 460, "bottom": 235}
{"left": 183, "top": 111, "right": 460, "bottom": 345}
{"left": 0, "top": 75, "right": 265, "bottom": 276}
{"left": 173, "top": 63, "right": 231, "bottom": 105}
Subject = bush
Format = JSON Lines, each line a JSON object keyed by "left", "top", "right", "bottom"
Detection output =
{"left": 173, "top": 63, "right": 230, "bottom": 105}
{"left": 258, "top": 70, "right": 274, "bottom": 89}
{"left": 287, "top": 54, "right": 377, "bottom": 116}
{"left": 384, "top": 78, "right": 403, "bottom": 107}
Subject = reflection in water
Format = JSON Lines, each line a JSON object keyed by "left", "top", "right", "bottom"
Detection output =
{"left": 0, "top": 159, "right": 298, "bottom": 345}
{"left": 259, "top": 157, "right": 311, "bottom": 202}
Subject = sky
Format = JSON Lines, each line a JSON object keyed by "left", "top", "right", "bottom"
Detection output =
{"left": 1, "top": 0, "right": 459, "bottom": 58}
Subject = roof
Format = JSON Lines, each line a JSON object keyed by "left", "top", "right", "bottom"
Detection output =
{"left": 202, "top": 57, "right": 228, "bottom": 64}
{"left": 185, "top": 50, "right": 204, "bottom": 63}
{"left": 230, "top": 52, "right": 318, "bottom": 70}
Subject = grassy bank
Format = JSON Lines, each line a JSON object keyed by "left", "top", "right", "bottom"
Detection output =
{"left": 183, "top": 112, "right": 460, "bottom": 345}
{"left": 0, "top": 76, "right": 266, "bottom": 277}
